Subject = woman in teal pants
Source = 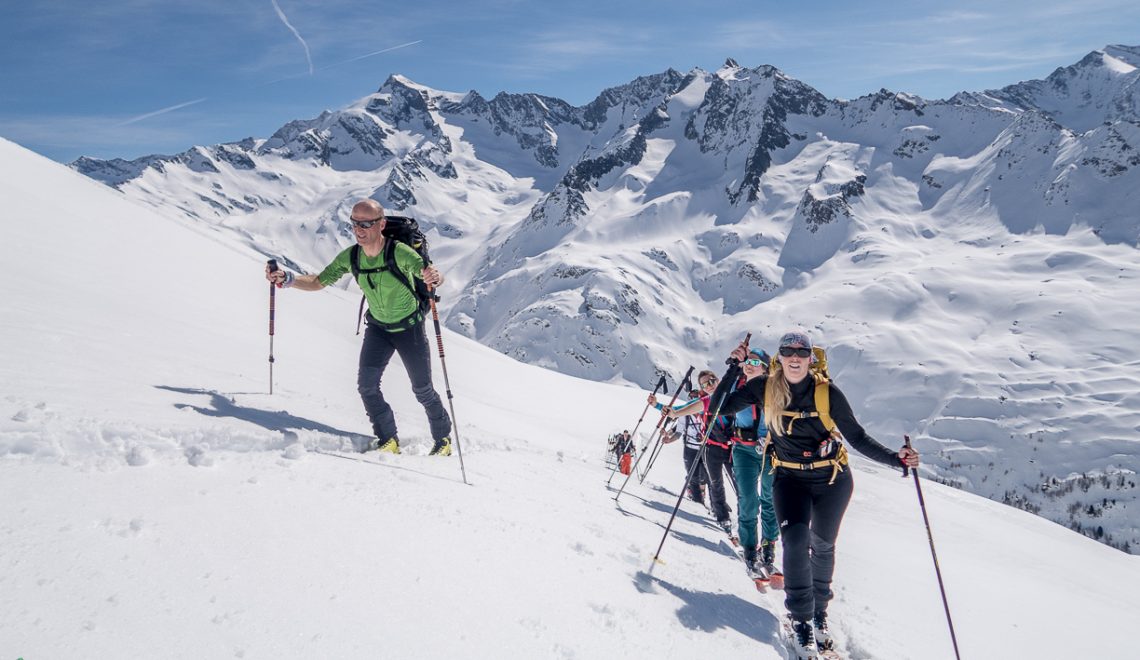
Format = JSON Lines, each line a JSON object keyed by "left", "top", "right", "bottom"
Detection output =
{"left": 731, "top": 348, "right": 782, "bottom": 586}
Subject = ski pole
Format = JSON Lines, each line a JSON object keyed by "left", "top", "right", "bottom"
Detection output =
{"left": 652, "top": 427, "right": 718, "bottom": 563}
{"left": 639, "top": 375, "right": 692, "bottom": 483}
{"left": 427, "top": 283, "right": 468, "bottom": 485}
{"left": 638, "top": 418, "right": 672, "bottom": 483}
{"left": 903, "top": 434, "right": 961, "bottom": 660}
{"left": 651, "top": 346, "right": 746, "bottom": 563}
{"left": 614, "top": 366, "right": 694, "bottom": 502}
{"left": 607, "top": 375, "right": 667, "bottom": 485}
{"left": 267, "top": 259, "right": 278, "bottom": 395}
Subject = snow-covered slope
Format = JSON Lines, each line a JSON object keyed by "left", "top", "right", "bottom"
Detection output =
{"left": 954, "top": 44, "right": 1140, "bottom": 133}
{"left": 63, "top": 47, "right": 1140, "bottom": 554}
{"left": 4, "top": 137, "right": 1138, "bottom": 659}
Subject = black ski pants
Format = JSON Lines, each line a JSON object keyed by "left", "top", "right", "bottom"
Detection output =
{"left": 774, "top": 466, "right": 853, "bottom": 621}
{"left": 704, "top": 443, "right": 736, "bottom": 523}
{"left": 682, "top": 445, "right": 707, "bottom": 497}
{"left": 357, "top": 320, "right": 451, "bottom": 442}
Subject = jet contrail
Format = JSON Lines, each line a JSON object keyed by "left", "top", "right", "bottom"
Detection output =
{"left": 270, "top": 0, "right": 313, "bottom": 75}
{"left": 116, "top": 37, "right": 422, "bottom": 125}
{"left": 116, "top": 97, "right": 209, "bottom": 126}
{"left": 256, "top": 40, "right": 424, "bottom": 87}
{"left": 326, "top": 40, "right": 423, "bottom": 68}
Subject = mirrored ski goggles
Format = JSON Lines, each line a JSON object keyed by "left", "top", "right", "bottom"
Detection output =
{"left": 349, "top": 217, "right": 383, "bottom": 229}
{"left": 744, "top": 357, "right": 765, "bottom": 366}
{"left": 699, "top": 376, "right": 718, "bottom": 387}
{"left": 778, "top": 346, "right": 812, "bottom": 358}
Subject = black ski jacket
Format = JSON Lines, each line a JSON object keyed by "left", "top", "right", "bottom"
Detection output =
{"left": 714, "top": 375, "right": 900, "bottom": 469}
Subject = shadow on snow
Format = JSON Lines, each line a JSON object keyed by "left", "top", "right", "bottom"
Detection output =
{"left": 155, "top": 385, "right": 464, "bottom": 484}
{"left": 648, "top": 574, "right": 782, "bottom": 650}
{"left": 155, "top": 385, "right": 370, "bottom": 448}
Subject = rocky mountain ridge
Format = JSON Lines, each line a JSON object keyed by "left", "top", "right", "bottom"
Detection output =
{"left": 71, "top": 46, "right": 1140, "bottom": 553}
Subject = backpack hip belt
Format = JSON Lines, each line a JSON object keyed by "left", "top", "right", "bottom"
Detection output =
{"left": 767, "top": 443, "right": 849, "bottom": 485}
{"left": 364, "top": 307, "right": 424, "bottom": 332}
{"left": 350, "top": 219, "right": 433, "bottom": 335}
{"left": 734, "top": 425, "right": 766, "bottom": 446}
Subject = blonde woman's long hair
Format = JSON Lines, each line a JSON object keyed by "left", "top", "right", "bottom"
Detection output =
{"left": 764, "top": 359, "right": 792, "bottom": 437}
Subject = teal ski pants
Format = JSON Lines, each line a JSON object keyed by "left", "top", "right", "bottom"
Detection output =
{"left": 732, "top": 443, "right": 778, "bottom": 548}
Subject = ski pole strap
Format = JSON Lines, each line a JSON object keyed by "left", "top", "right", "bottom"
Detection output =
{"left": 768, "top": 444, "right": 849, "bottom": 485}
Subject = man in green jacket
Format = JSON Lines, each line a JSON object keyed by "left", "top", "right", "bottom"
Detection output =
{"left": 265, "top": 199, "right": 452, "bottom": 456}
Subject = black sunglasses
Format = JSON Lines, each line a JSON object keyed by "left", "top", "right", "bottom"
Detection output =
{"left": 779, "top": 347, "right": 812, "bottom": 358}
{"left": 350, "top": 217, "right": 383, "bottom": 229}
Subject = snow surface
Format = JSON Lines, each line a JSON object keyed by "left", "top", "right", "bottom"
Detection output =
{"left": 2, "top": 138, "right": 1138, "bottom": 658}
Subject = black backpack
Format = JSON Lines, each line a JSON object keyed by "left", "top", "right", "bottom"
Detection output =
{"left": 350, "top": 215, "right": 435, "bottom": 333}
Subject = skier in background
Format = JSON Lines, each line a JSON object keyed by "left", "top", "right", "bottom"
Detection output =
{"left": 651, "top": 370, "right": 737, "bottom": 535}
{"left": 728, "top": 348, "right": 782, "bottom": 586}
{"left": 660, "top": 389, "right": 708, "bottom": 505}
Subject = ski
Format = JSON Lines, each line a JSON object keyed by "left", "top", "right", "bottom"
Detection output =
{"left": 760, "top": 554, "right": 784, "bottom": 590}
{"left": 719, "top": 539, "right": 771, "bottom": 592}
{"left": 716, "top": 518, "right": 740, "bottom": 546}
{"left": 779, "top": 616, "right": 844, "bottom": 660}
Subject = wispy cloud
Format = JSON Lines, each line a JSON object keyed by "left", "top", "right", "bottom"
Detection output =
{"left": 707, "top": 20, "right": 790, "bottom": 52}
{"left": 500, "top": 24, "right": 658, "bottom": 78}
{"left": 702, "top": 2, "right": 1138, "bottom": 98}
{"left": 270, "top": 0, "right": 314, "bottom": 75}
{"left": 116, "top": 98, "right": 209, "bottom": 127}
{"left": 1, "top": 114, "right": 210, "bottom": 161}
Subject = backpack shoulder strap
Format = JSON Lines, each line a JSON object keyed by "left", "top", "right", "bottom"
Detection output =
{"left": 751, "top": 403, "right": 766, "bottom": 436}
{"left": 383, "top": 239, "right": 419, "bottom": 300}
{"left": 812, "top": 373, "right": 839, "bottom": 437}
{"left": 350, "top": 243, "right": 361, "bottom": 281}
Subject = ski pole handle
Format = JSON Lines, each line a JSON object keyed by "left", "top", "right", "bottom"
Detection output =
{"left": 725, "top": 332, "right": 752, "bottom": 366}
{"left": 903, "top": 434, "right": 912, "bottom": 477}
{"left": 267, "top": 259, "right": 280, "bottom": 288}
{"left": 267, "top": 260, "right": 278, "bottom": 336}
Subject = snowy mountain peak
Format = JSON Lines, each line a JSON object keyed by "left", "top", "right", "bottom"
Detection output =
{"left": 1099, "top": 47, "right": 1138, "bottom": 74}
{"left": 1105, "top": 43, "right": 1140, "bottom": 68}
{"left": 969, "top": 46, "right": 1140, "bottom": 132}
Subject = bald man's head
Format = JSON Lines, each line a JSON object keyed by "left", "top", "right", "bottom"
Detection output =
{"left": 351, "top": 199, "right": 384, "bottom": 221}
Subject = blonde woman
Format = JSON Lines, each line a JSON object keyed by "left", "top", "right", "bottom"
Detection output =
{"left": 713, "top": 331, "right": 919, "bottom": 657}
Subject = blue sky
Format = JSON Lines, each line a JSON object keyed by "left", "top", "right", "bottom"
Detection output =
{"left": 3, "top": 0, "right": 1138, "bottom": 163}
